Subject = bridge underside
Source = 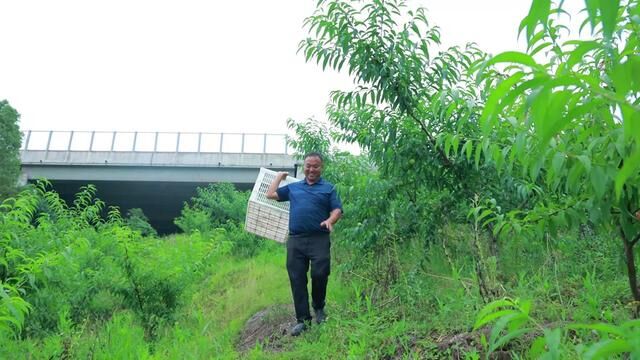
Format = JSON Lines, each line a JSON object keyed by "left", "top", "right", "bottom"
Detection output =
{"left": 42, "top": 179, "right": 253, "bottom": 235}
{"left": 20, "top": 150, "right": 299, "bottom": 234}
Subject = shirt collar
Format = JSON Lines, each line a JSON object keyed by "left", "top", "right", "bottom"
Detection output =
{"left": 304, "top": 176, "right": 324, "bottom": 186}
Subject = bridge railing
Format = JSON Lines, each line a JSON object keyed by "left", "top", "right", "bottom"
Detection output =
{"left": 20, "top": 130, "right": 292, "bottom": 155}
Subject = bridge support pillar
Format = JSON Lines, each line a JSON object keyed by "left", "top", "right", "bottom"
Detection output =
{"left": 18, "top": 171, "right": 28, "bottom": 187}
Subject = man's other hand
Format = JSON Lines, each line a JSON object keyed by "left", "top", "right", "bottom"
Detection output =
{"left": 320, "top": 220, "right": 333, "bottom": 232}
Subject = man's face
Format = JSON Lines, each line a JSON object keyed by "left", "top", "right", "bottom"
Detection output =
{"left": 303, "top": 156, "right": 323, "bottom": 183}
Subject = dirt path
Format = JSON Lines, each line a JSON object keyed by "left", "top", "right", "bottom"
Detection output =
{"left": 236, "top": 304, "right": 297, "bottom": 353}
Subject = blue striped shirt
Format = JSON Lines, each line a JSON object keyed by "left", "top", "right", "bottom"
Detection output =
{"left": 276, "top": 177, "right": 342, "bottom": 235}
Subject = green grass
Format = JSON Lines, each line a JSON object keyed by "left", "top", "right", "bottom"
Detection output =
{"left": 2, "top": 225, "right": 635, "bottom": 359}
{"left": 152, "top": 246, "right": 293, "bottom": 359}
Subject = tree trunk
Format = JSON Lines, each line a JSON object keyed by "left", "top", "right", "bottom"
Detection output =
{"left": 620, "top": 226, "right": 640, "bottom": 317}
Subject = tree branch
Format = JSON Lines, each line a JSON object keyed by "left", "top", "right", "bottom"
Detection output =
{"left": 632, "top": 232, "right": 640, "bottom": 247}
{"left": 406, "top": 109, "right": 453, "bottom": 167}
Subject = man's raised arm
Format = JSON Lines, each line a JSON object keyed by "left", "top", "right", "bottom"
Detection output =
{"left": 266, "top": 172, "right": 289, "bottom": 200}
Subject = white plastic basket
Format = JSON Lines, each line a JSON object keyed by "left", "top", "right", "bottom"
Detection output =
{"left": 245, "top": 167, "right": 299, "bottom": 243}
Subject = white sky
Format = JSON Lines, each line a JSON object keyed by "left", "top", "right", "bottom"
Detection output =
{"left": 1, "top": 0, "right": 585, "bottom": 135}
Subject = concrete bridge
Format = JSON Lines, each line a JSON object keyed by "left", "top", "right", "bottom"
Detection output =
{"left": 20, "top": 130, "right": 300, "bottom": 233}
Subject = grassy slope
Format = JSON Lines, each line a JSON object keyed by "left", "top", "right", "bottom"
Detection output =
{"left": 3, "top": 226, "right": 633, "bottom": 359}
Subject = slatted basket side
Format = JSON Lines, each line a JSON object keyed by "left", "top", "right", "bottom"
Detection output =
{"left": 245, "top": 168, "right": 297, "bottom": 243}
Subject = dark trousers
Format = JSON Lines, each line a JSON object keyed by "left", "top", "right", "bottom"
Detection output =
{"left": 286, "top": 232, "right": 331, "bottom": 323}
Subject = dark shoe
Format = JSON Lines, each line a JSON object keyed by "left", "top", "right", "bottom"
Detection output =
{"left": 315, "top": 308, "right": 326, "bottom": 324}
{"left": 290, "top": 322, "right": 307, "bottom": 336}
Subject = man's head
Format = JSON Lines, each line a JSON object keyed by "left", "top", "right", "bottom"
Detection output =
{"left": 303, "top": 152, "right": 323, "bottom": 184}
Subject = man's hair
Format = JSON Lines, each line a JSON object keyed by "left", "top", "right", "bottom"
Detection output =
{"left": 304, "top": 152, "right": 324, "bottom": 163}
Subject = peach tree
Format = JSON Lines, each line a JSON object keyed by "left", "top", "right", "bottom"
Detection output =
{"left": 302, "top": 0, "right": 640, "bottom": 310}
{"left": 459, "top": 0, "right": 640, "bottom": 310}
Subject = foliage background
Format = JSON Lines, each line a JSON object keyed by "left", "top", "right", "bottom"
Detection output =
{"left": 0, "top": 100, "right": 22, "bottom": 200}
{"left": 2, "top": 0, "right": 640, "bottom": 358}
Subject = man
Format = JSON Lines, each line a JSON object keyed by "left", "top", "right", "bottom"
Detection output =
{"left": 266, "top": 152, "right": 343, "bottom": 336}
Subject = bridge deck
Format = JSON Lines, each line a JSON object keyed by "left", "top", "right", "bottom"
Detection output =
{"left": 19, "top": 130, "right": 301, "bottom": 233}
{"left": 21, "top": 150, "right": 298, "bottom": 183}
{"left": 20, "top": 130, "right": 300, "bottom": 184}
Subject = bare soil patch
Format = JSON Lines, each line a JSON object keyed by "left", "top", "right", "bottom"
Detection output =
{"left": 236, "top": 304, "right": 297, "bottom": 353}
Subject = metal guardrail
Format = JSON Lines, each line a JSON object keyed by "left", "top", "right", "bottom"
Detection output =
{"left": 20, "top": 130, "right": 291, "bottom": 155}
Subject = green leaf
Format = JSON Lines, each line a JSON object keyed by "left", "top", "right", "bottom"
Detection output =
{"left": 621, "top": 100, "right": 640, "bottom": 144}
{"left": 544, "top": 328, "right": 563, "bottom": 360}
{"left": 537, "top": 90, "right": 573, "bottom": 147}
{"left": 630, "top": 56, "right": 640, "bottom": 91}
{"left": 477, "top": 209, "right": 494, "bottom": 223}
{"left": 464, "top": 140, "right": 473, "bottom": 161}
{"left": 475, "top": 141, "right": 483, "bottom": 169}
{"left": 475, "top": 309, "right": 520, "bottom": 330}
{"left": 530, "top": 42, "right": 553, "bottom": 56}
{"left": 489, "top": 312, "right": 528, "bottom": 350}
{"left": 444, "top": 135, "right": 453, "bottom": 157}
{"left": 490, "top": 328, "right": 533, "bottom": 354}
{"left": 478, "top": 72, "right": 526, "bottom": 135}
{"left": 475, "top": 299, "right": 515, "bottom": 326}
{"left": 577, "top": 155, "right": 592, "bottom": 173}
{"left": 529, "top": 86, "right": 550, "bottom": 140}
{"left": 322, "top": 53, "right": 331, "bottom": 70}
{"left": 528, "top": 336, "right": 547, "bottom": 358}
{"left": 551, "top": 152, "right": 566, "bottom": 176}
{"left": 584, "top": 0, "right": 599, "bottom": 34}
{"left": 566, "top": 41, "right": 601, "bottom": 69}
{"left": 529, "top": 156, "right": 544, "bottom": 181}
{"left": 590, "top": 166, "right": 607, "bottom": 199}
{"left": 620, "top": 319, "right": 640, "bottom": 330}
{"left": 615, "top": 149, "right": 640, "bottom": 199}
{"left": 452, "top": 135, "right": 460, "bottom": 156}
{"left": 485, "top": 51, "right": 544, "bottom": 71}
{"left": 583, "top": 339, "right": 631, "bottom": 360}
{"left": 568, "top": 323, "right": 625, "bottom": 337}
{"left": 611, "top": 62, "right": 632, "bottom": 95}
{"left": 527, "top": 29, "right": 547, "bottom": 51}
{"left": 599, "top": 0, "right": 620, "bottom": 41}
{"left": 523, "top": 0, "right": 551, "bottom": 42}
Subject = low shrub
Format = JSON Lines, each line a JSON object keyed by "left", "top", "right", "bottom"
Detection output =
{"left": 125, "top": 208, "right": 157, "bottom": 237}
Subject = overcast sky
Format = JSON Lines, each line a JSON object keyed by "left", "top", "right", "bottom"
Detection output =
{"left": 1, "top": 0, "right": 585, "bottom": 136}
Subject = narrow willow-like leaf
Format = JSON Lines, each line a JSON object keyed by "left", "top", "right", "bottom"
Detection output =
{"left": 583, "top": 339, "right": 632, "bottom": 360}
{"left": 489, "top": 312, "right": 528, "bottom": 349}
{"left": 478, "top": 72, "right": 526, "bottom": 135}
{"left": 566, "top": 40, "right": 601, "bottom": 69}
{"left": 485, "top": 51, "right": 544, "bottom": 71}
{"left": 530, "top": 42, "right": 553, "bottom": 56}
{"left": 537, "top": 90, "right": 573, "bottom": 147}
{"left": 590, "top": 166, "right": 607, "bottom": 199}
{"left": 615, "top": 149, "right": 640, "bottom": 199}
{"left": 584, "top": 0, "right": 599, "bottom": 34}
{"left": 599, "top": 0, "right": 620, "bottom": 41}
{"left": 475, "top": 298, "right": 518, "bottom": 329}
{"left": 568, "top": 323, "right": 625, "bottom": 337}
{"left": 490, "top": 328, "right": 533, "bottom": 354}
{"left": 524, "top": 0, "right": 551, "bottom": 42}
{"left": 576, "top": 155, "right": 592, "bottom": 173}
{"left": 474, "top": 141, "right": 483, "bottom": 169}
{"left": 475, "top": 309, "right": 520, "bottom": 331}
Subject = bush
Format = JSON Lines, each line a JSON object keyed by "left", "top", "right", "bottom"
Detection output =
{"left": 175, "top": 183, "right": 249, "bottom": 232}
{"left": 174, "top": 205, "right": 212, "bottom": 234}
{"left": 0, "top": 100, "right": 22, "bottom": 200}
{"left": 173, "top": 182, "right": 265, "bottom": 257}
{"left": 220, "top": 222, "right": 265, "bottom": 257}
{"left": 125, "top": 208, "right": 157, "bottom": 237}
{"left": 0, "top": 182, "right": 231, "bottom": 339}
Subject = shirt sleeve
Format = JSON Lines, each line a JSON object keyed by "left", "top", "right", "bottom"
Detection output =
{"left": 329, "top": 186, "right": 343, "bottom": 212}
{"left": 275, "top": 184, "right": 290, "bottom": 202}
